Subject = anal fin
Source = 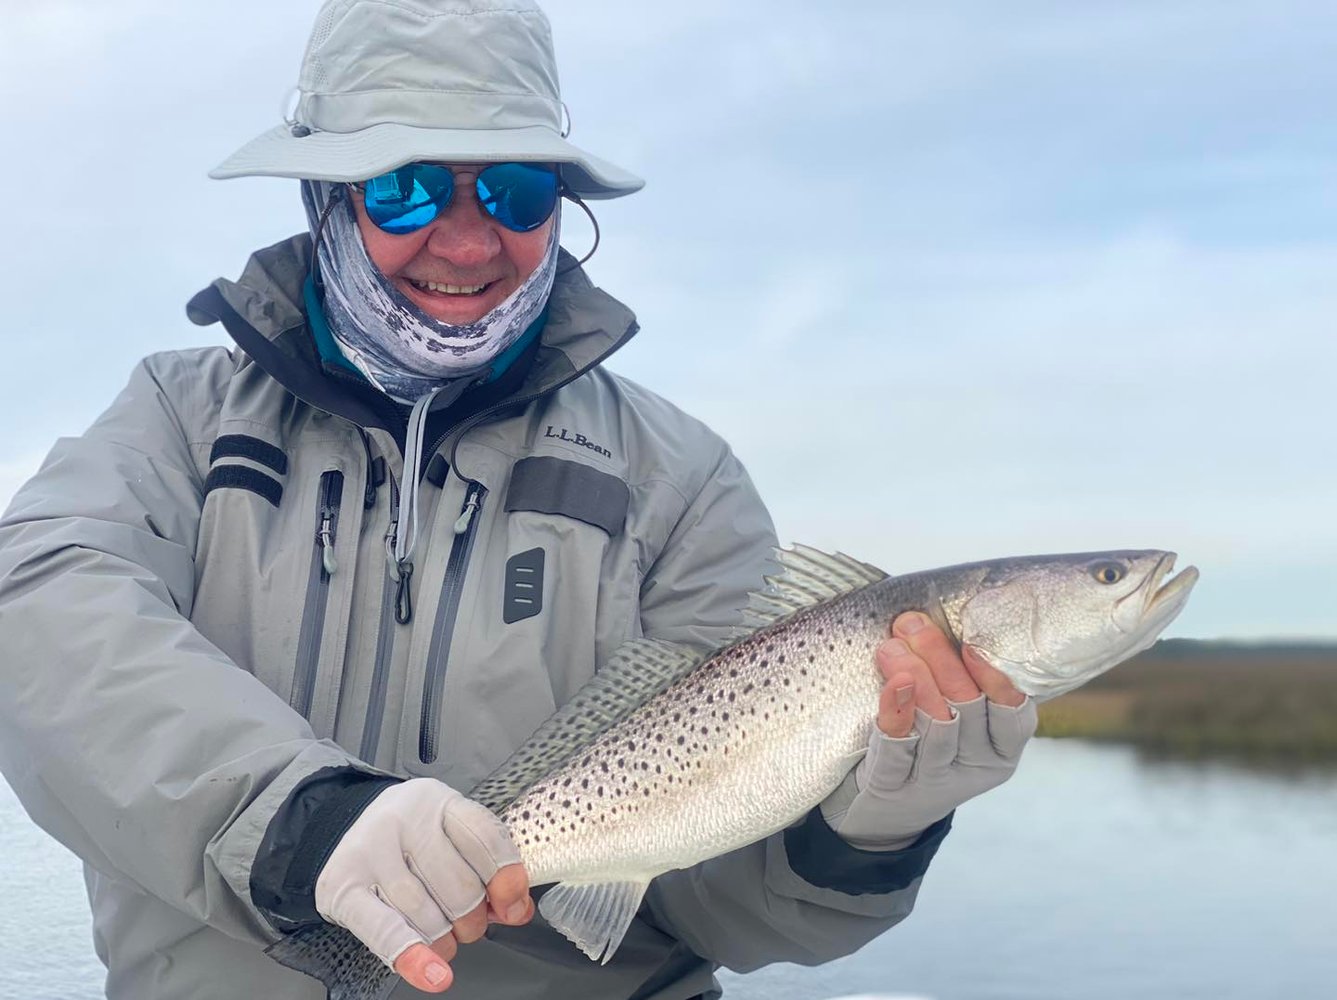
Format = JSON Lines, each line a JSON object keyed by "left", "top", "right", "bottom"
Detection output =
{"left": 538, "top": 878, "right": 651, "bottom": 964}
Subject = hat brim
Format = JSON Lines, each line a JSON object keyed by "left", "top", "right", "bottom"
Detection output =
{"left": 210, "top": 122, "right": 643, "bottom": 200}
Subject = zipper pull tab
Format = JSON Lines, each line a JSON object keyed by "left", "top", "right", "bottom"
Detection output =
{"left": 453, "top": 486, "right": 481, "bottom": 535}
{"left": 393, "top": 560, "right": 414, "bottom": 625}
{"left": 318, "top": 516, "right": 337, "bottom": 576}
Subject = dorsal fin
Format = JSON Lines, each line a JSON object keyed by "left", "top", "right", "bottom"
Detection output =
{"left": 742, "top": 544, "right": 887, "bottom": 630}
{"left": 468, "top": 638, "right": 702, "bottom": 812}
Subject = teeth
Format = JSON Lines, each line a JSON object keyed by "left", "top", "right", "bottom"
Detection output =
{"left": 411, "top": 279, "right": 487, "bottom": 295}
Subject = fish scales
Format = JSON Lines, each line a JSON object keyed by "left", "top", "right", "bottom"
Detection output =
{"left": 502, "top": 582, "right": 899, "bottom": 886}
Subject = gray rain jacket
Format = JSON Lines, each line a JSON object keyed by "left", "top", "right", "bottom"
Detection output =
{"left": 0, "top": 237, "right": 949, "bottom": 1000}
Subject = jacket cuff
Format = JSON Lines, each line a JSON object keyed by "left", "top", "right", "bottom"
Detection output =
{"left": 249, "top": 766, "right": 403, "bottom": 931}
{"left": 782, "top": 807, "right": 953, "bottom": 896}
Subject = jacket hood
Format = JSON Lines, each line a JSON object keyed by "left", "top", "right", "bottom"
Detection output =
{"left": 186, "top": 234, "right": 639, "bottom": 434}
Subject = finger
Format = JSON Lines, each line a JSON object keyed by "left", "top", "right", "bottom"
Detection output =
{"left": 893, "top": 613, "right": 982, "bottom": 704}
{"left": 488, "top": 896, "right": 535, "bottom": 924}
{"left": 441, "top": 797, "right": 524, "bottom": 886}
{"left": 857, "top": 725, "right": 920, "bottom": 793}
{"left": 915, "top": 708, "right": 961, "bottom": 777}
{"left": 394, "top": 942, "right": 453, "bottom": 993}
{"left": 951, "top": 694, "right": 995, "bottom": 766}
{"left": 876, "top": 671, "right": 917, "bottom": 738}
{"left": 450, "top": 899, "right": 489, "bottom": 945}
{"left": 405, "top": 841, "right": 486, "bottom": 925}
{"left": 986, "top": 696, "right": 1039, "bottom": 759}
{"left": 428, "top": 932, "right": 458, "bottom": 964}
{"left": 374, "top": 872, "right": 452, "bottom": 945}
{"left": 876, "top": 639, "right": 951, "bottom": 721}
{"left": 962, "top": 644, "right": 1027, "bottom": 707}
{"left": 333, "top": 886, "right": 428, "bottom": 975}
{"left": 484, "top": 863, "right": 533, "bottom": 926}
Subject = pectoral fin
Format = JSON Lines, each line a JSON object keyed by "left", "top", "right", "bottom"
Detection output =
{"left": 538, "top": 878, "right": 651, "bottom": 964}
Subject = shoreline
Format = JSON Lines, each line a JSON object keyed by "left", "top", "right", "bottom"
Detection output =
{"left": 1036, "top": 639, "right": 1337, "bottom": 767}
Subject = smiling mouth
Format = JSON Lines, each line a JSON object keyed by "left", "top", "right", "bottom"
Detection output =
{"left": 407, "top": 278, "right": 495, "bottom": 298}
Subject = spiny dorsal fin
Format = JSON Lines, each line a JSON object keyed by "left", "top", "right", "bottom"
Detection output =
{"left": 742, "top": 544, "right": 887, "bottom": 630}
{"left": 468, "top": 639, "right": 703, "bottom": 813}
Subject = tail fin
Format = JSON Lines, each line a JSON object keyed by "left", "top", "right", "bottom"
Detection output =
{"left": 265, "top": 924, "right": 400, "bottom": 1000}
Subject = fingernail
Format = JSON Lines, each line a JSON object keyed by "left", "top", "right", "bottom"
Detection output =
{"left": 884, "top": 638, "right": 910, "bottom": 657}
{"left": 895, "top": 684, "right": 915, "bottom": 708}
{"left": 425, "top": 962, "right": 450, "bottom": 986}
{"left": 897, "top": 613, "right": 927, "bottom": 635}
{"left": 505, "top": 900, "right": 529, "bottom": 923}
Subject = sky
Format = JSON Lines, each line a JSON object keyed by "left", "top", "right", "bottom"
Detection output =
{"left": 1, "top": 0, "right": 1334, "bottom": 640}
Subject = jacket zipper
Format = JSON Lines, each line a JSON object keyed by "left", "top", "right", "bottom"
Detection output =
{"left": 418, "top": 481, "right": 487, "bottom": 764}
{"left": 360, "top": 475, "right": 401, "bottom": 762}
{"left": 291, "top": 470, "right": 344, "bottom": 718}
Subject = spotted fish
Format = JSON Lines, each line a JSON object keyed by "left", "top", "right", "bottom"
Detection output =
{"left": 268, "top": 545, "right": 1198, "bottom": 997}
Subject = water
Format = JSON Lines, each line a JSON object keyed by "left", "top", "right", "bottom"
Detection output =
{"left": 3, "top": 740, "right": 1335, "bottom": 1000}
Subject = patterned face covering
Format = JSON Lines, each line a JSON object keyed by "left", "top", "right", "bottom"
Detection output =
{"left": 304, "top": 180, "right": 559, "bottom": 403}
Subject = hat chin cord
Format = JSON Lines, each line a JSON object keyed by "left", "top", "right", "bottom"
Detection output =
{"left": 557, "top": 188, "right": 601, "bottom": 273}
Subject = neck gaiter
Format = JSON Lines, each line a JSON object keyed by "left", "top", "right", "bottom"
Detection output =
{"left": 304, "top": 180, "right": 559, "bottom": 404}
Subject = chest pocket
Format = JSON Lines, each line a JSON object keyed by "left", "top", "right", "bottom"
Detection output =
{"left": 500, "top": 453, "right": 635, "bottom": 696}
{"left": 503, "top": 454, "right": 629, "bottom": 613}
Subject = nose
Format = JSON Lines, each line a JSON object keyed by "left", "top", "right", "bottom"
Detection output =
{"left": 422, "top": 180, "right": 502, "bottom": 268}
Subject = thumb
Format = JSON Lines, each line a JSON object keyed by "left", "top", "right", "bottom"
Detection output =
{"left": 394, "top": 942, "right": 454, "bottom": 993}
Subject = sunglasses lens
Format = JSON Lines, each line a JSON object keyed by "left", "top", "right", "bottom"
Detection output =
{"left": 363, "top": 164, "right": 455, "bottom": 234}
{"left": 477, "top": 163, "right": 559, "bottom": 232}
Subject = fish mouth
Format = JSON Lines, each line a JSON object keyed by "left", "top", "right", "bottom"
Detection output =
{"left": 1140, "top": 551, "right": 1199, "bottom": 624}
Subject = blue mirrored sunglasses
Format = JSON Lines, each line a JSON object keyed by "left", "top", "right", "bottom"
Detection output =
{"left": 355, "top": 162, "right": 560, "bottom": 235}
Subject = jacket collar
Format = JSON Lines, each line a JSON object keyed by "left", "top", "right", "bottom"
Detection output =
{"left": 186, "top": 234, "right": 639, "bottom": 436}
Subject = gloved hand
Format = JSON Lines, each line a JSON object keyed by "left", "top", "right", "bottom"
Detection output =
{"left": 315, "top": 777, "right": 532, "bottom": 994}
{"left": 821, "top": 612, "right": 1038, "bottom": 850}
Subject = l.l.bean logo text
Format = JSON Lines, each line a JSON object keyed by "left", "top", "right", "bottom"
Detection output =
{"left": 544, "top": 425, "right": 613, "bottom": 459}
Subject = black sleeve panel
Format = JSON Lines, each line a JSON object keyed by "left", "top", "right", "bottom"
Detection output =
{"left": 249, "top": 766, "right": 403, "bottom": 931}
{"left": 783, "top": 808, "right": 954, "bottom": 896}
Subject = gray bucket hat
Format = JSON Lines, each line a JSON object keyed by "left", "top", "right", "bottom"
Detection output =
{"left": 211, "top": 0, "right": 643, "bottom": 200}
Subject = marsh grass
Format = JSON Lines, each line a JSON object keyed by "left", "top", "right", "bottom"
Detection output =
{"left": 1036, "top": 640, "right": 1337, "bottom": 766}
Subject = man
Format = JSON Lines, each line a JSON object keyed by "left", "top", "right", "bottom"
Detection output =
{"left": 0, "top": 2, "right": 1036, "bottom": 997}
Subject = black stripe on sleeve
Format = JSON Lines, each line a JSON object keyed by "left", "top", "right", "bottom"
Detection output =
{"left": 783, "top": 808, "right": 953, "bottom": 895}
{"left": 204, "top": 465, "right": 284, "bottom": 507}
{"left": 210, "top": 434, "right": 290, "bottom": 476}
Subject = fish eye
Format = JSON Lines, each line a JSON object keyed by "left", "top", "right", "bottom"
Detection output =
{"left": 1091, "top": 561, "right": 1126, "bottom": 585}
